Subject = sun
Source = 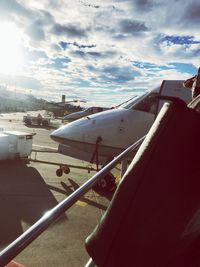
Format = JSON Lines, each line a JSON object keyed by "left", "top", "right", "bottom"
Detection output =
{"left": 0, "top": 22, "right": 23, "bottom": 75}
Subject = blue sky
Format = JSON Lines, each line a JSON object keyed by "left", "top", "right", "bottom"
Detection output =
{"left": 0, "top": 0, "right": 199, "bottom": 106}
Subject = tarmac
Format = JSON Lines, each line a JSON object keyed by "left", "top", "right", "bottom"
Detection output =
{"left": 0, "top": 111, "right": 117, "bottom": 267}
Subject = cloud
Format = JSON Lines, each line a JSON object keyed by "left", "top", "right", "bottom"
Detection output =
{"left": 0, "top": 0, "right": 29, "bottom": 17}
{"left": 47, "top": 0, "right": 64, "bottom": 9}
{"left": 85, "top": 62, "right": 141, "bottom": 85}
{"left": 49, "top": 57, "right": 71, "bottom": 69}
{"left": 26, "top": 21, "right": 46, "bottom": 41}
{"left": 0, "top": 73, "right": 42, "bottom": 90}
{"left": 0, "top": 0, "right": 199, "bottom": 106}
{"left": 183, "top": 2, "right": 200, "bottom": 26}
{"left": 118, "top": 19, "right": 149, "bottom": 36}
{"left": 133, "top": 0, "right": 157, "bottom": 11}
{"left": 100, "top": 65, "right": 140, "bottom": 83}
{"left": 80, "top": 1, "right": 100, "bottom": 9}
{"left": 25, "top": 49, "right": 48, "bottom": 62}
{"left": 15, "top": 75, "right": 42, "bottom": 89}
{"left": 51, "top": 23, "right": 88, "bottom": 38}
{"left": 70, "top": 49, "right": 117, "bottom": 60}
{"left": 59, "top": 41, "right": 96, "bottom": 50}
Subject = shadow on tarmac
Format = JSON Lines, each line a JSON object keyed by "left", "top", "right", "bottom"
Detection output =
{"left": 0, "top": 160, "right": 63, "bottom": 247}
{"left": 60, "top": 179, "right": 109, "bottom": 211}
{"left": 23, "top": 124, "right": 55, "bottom": 130}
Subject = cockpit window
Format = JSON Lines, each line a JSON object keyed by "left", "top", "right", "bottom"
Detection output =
{"left": 133, "top": 92, "right": 159, "bottom": 114}
{"left": 117, "top": 86, "right": 160, "bottom": 111}
{"left": 119, "top": 92, "right": 149, "bottom": 109}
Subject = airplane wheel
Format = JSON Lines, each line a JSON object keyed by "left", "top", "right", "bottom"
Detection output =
{"left": 93, "top": 173, "right": 116, "bottom": 192}
{"left": 56, "top": 168, "right": 63, "bottom": 177}
{"left": 63, "top": 166, "right": 70, "bottom": 174}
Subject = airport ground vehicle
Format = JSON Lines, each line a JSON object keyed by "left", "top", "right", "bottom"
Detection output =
{"left": 0, "top": 130, "right": 33, "bottom": 160}
{"left": 23, "top": 114, "right": 50, "bottom": 126}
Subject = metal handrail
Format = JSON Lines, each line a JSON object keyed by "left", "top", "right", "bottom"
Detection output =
{"left": 85, "top": 257, "right": 96, "bottom": 267}
{"left": 0, "top": 136, "right": 145, "bottom": 267}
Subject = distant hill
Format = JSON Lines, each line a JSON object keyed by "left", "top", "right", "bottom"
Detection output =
{"left": 0, "top": 86, "right": 83, "bottom": 115}
{"left": 0, "top": 95, "right": 48, "bottom": 113}
{"left": 0, "top": 86, "right": 48, "bottom": 113}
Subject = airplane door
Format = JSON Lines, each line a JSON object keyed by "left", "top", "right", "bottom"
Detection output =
{"left": 158, "top": 80, "right": 192, "bottom": 112}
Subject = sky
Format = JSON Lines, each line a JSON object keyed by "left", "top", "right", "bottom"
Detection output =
{"left": 0, "top": 0, "right": 200, "bottom": 107}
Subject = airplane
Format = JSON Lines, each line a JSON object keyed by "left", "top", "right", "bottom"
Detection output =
{"left": 63, "top": 106, "right": 110, "bottom": 121}
{"left": 45, "top": 95, "right": 86, "bottom": 117}
{"left": 50, "top": 80, "right": 192, "bottom": 190}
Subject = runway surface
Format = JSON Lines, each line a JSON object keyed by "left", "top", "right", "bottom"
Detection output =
{"left": 0, "top": 111, "right": 116, "bottom": 267}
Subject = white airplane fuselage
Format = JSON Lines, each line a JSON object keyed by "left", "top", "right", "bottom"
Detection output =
{"left": 51, "top": 108, "right": 154, "bottom": 158}
{"left": 50, "top": 80, "right": 192, "bottom": 164}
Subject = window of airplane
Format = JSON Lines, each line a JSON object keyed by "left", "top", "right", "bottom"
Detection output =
{"left": 119, "top": 87, "right": 160, "bottom": 110}
{"left": 120, "top": 93, "right": 148, "bottom": 109}
{"left": 133, "top": 92, "right": 159, "bottom": 114}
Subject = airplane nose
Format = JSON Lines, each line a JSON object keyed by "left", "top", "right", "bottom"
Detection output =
{"left": 50, "top": 121, "right": 85, "bottom": 145}
{"left": 50, "top": 127, "right": 65, "bottom": 143}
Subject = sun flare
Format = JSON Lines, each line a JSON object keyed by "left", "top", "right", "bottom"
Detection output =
{"left": 0, "top": 22, "right": 23, "bottom": 75}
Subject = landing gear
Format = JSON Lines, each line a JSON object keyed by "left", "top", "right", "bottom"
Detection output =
{"left": 93, "top": 172, "right": 116, "bottom": 192}
{"left": 56, "top": 165, "right": 71, "bottom": 177}
{"left": 63, "top": 166, "right": 70, "bottom": 174}
{"left": 56, "top": 168, "right": 63, "bottom": 177}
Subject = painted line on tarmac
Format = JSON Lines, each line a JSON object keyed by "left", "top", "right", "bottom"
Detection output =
{"left": 76, "top": 200, "right": 87, "bottom": 207}
{"left": 33, "top": 144, "right": 57, "bottom": 150}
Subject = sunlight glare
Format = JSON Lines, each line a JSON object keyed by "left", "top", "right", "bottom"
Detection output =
{"left": 0, "top": 22, "right": 23, "bottom": 75}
